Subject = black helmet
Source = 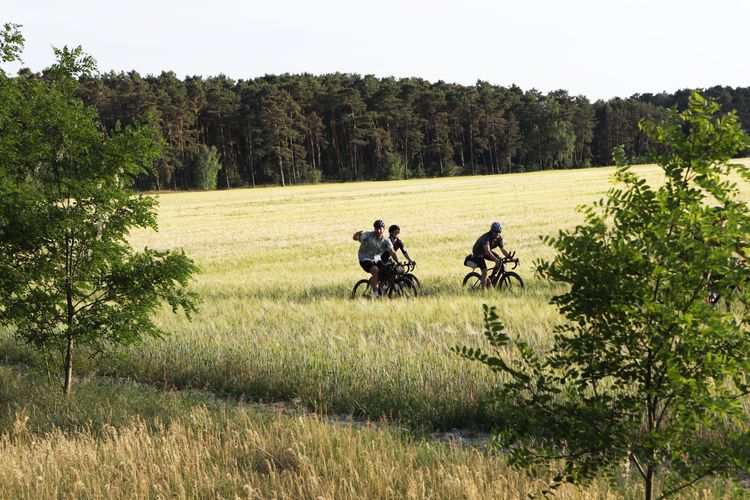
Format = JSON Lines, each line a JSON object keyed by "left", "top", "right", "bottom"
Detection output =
{"left": 388, "top": 224, "right": 400, "bottom": 233}
{"left": 373, "top": 219, "right": 385, "bottom": 228}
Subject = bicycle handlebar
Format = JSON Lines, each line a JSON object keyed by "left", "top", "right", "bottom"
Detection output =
{"left": 383, "top": 260, "right": 417, "bottom": 274}
{"left": 488, "top": 254, "right": 520, "bottom": 272}
{"left": 504, "top": 257, "right": 519, "bottom": 269}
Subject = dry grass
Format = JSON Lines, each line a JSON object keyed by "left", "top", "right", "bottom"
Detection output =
{"left": 0, "top": 367, "right": 653, "bottom": 499}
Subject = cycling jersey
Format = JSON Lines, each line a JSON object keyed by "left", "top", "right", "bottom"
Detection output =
{"left": 358, "top": 231, "right": 394, "bottom": 261}
{"left": 472, "top": 231, "right": 504, "bottom": 258}
{"left": 380, "top": 237, "right": 408, "bottom": 263}
{"left": 392, "top": 237, "right": 406, "bottom": 254}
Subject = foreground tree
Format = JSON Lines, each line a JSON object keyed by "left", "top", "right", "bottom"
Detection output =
{"left": 0, "top": 26, "right": 198, "bottom": 396}
{"left": 457, "top": 93, "right": 750, "bottom": 498}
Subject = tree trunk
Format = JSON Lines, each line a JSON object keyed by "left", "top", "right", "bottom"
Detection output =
{"left": 315, "top": 139, "right": 322, "bottom": 175}
{"left": 404, "top": 135, "right": 409, "bottom": 180}
{"left": 64, "top": 281, "right": 74, "bottom": 396}
{"left": 63, "top": 334, "right": 74, "bottom": 396}
{"left": 221, "top": 128, "right": 230, "bottom": 189}
{"left": 458, "top": 128, "right": 466, "bottom": 168}
{"left": 309, "top": 132, "right": 317, "bottom": 171}
{"left": 468, "top": 114, "right": 475, "bottom": 175}
{"left": 245, "top": 130, "right": 256, "bottom": 188}
{"left": 287, "top": 134, "right": 297, "bottom": 185}
{"left": 331, "top": 120, "right": 342, "bottom": 176}
{"left": 64, "top": 237, "right": 75, "bottom": 397}
{"left": 645, "top": 467, "right": 653, "bottom": 500}
{"left": 506, "top": 144, "right": 513, "bottom": 174}
{"left": 491, "top": 142, "right": 498, "bottom": 173}
{"left": 277, "top": 138, "right": 286, "bottom": 187}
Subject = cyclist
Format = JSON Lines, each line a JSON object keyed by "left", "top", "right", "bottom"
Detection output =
{"left": 470, "top": 221, "right": 517, "bottom": 287}
{"left": 381, "top": 224, "right": 415, "bottom": 266}
{"left": 353, "top": 219, "right": 400, "bottom": 297}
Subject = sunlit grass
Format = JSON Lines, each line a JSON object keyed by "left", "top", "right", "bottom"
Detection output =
{"left": 6, "top": 365, "right": 728, "bottom": 499}
{"left": 3, "top": 163, "right": 750, "bottom": 497}
{"left": 2, "top": 162, "right": 749, "bottom": 429}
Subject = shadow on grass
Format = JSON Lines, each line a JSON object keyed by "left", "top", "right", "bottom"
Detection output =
{"left": 0, "top": 364, "right": 246, "bottom": 437}
{"left": 203, "top": 275, "right": 550, "bottom": 303}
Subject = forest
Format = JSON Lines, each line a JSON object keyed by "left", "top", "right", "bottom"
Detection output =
{"left": 36, "top": 68, "right": 749, "bottom": 190}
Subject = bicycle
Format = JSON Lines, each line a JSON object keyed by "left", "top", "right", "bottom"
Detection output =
{"left": 400, "top": 261, "right": 420, "bottom": 291}
{"left": 462, "top": 251, "right": 524, "bottom": 290}
{"left": 351, "top": 261, "right": 419, "bottom": 299}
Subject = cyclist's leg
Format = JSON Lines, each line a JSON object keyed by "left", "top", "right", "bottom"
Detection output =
{"left": 477, "top": 257, "right": 489, "bottom": 287}
{"left": 360, "top": 260, "right": 380, "bottom": 295}
{"left": 370, "top": 265, "right": 380, "bottom": 294}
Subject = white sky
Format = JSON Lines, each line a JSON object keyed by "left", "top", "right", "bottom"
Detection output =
{"left": 4, "top": 0, "right": 749, "bottom": 101}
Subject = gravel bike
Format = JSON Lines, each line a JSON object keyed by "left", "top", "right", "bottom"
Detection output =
{"left": 351, "top": 261, "right": 419, "bottom": 299}
{"left": 400, "top": 261, "right": 420, "bottom": 291}
{"left": 462, "top": 251, "right": 524, "bottom": 290}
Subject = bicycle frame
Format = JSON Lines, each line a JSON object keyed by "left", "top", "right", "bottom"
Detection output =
{"left": 462, "top": 251, "right": 522, "bottom": 291}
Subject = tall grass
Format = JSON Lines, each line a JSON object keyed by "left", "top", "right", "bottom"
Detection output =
{"left": 2, "top": 163, "right": 749, "bottom": 429}
{"left": 7, "top": 365, "right": 729, "bottom": 499}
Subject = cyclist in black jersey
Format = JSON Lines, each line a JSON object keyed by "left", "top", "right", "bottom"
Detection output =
{"left": 471, "top": 221, "right": 517, "bottom": 287}
{"left": 381, "top": 224, "right": 414, "bottom": 265}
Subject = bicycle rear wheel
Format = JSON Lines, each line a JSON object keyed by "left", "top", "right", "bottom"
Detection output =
{"left": 351, "top": 279, "right": 372, "bottom": 299}
{"left": 498, "top": 271, "right": 524, "bottom": 289}
{"left": 462, "top": 272, "right": 485, "bottom": 290}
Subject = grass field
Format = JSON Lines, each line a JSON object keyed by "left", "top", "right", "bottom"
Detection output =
{"left": 2, "top": 162, "right": 750, "bottom": 497}
{"left": 4, "top": 163, "right": 750, "bottom": 427}
{"left": 3, "top": 164, "right": 653, "bottom": 427}
{"left": 1, "top": 365, "right": 666, "bottom": 499}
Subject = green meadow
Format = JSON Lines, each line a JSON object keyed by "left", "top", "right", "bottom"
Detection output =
{"left": 2, "top": 164, "right": 655, "bottom": 426}
{"left": 4, "top": 163, "right": 749, "bottom": 425}
{"left": 2, "top": 163, "right": 749, "bottom": 497}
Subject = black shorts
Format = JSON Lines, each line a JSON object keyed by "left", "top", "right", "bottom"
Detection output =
{"left": 360, "top": 260, "right": 381, "bottom": 272}
{"left": 472, "top": 256, "right": 489, "bottom": 270}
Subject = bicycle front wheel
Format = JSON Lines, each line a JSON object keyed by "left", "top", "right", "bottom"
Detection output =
{"left": 498, "top": 272, "right": 524, "bottom": 289}
{"left": 404, "top": 273, "right": 421, "bottom": 291}
{"left": 388, "top": 277, "right": 418, "bottom": 298}
{"left": 351, "top": 279, "right": 372, "bottom": 299}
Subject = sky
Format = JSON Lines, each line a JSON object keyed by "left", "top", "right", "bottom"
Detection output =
{"left": 4, "top": 0, "right": 749, "bottom": 101}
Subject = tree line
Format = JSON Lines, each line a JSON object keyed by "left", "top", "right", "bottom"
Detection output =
{"left": 42, "top": 70, "right": 749, "bottom": 190}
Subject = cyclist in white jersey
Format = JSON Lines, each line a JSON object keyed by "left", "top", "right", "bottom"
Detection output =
{"left": 353, "top": 219, "right": 400, "bottom": 297}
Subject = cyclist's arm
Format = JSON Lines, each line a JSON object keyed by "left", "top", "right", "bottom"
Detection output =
{"left": 484, "top": 242, "right": 501, "bottom": 262}
{"left": 501, "top": 247, "right": 512, "bottom": 259}
{"left": 353, "top": 230, "right": 364, "bottom": 241}
{"left": 402, "top": 248, "right": 414, "bottom": 264}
